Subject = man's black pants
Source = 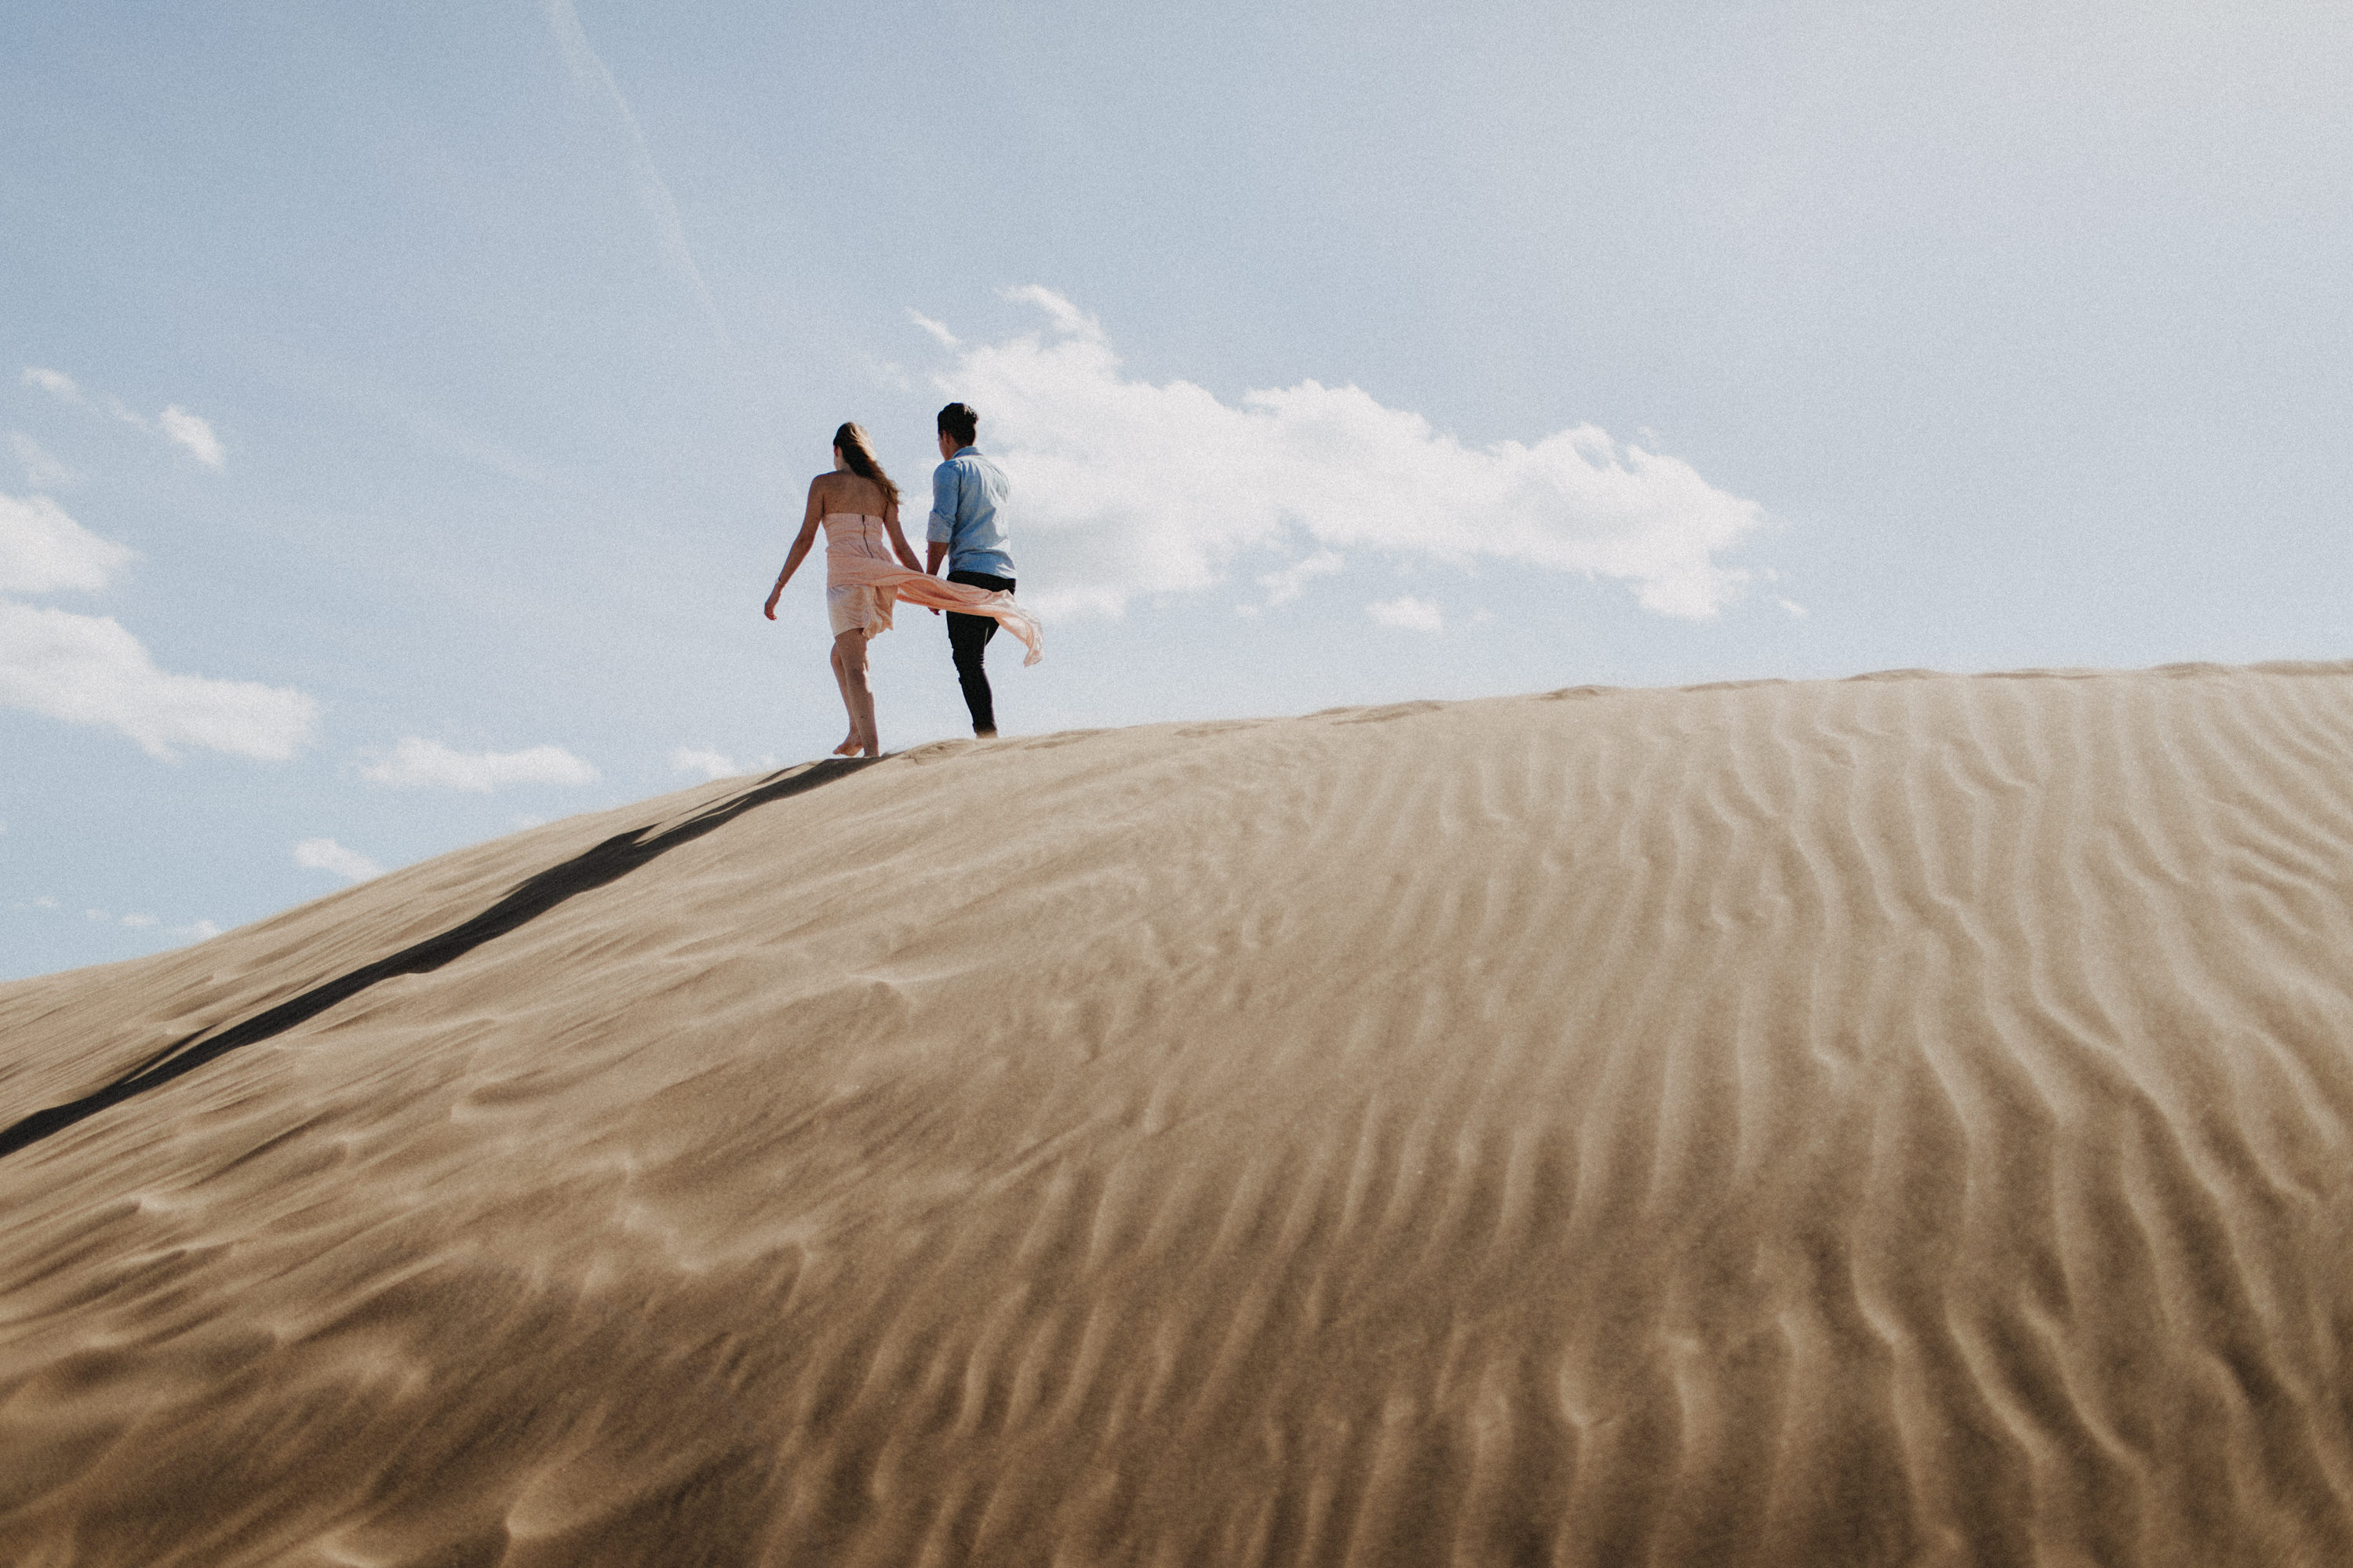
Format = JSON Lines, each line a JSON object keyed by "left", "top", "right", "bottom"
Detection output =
{"left": 946, "top": 570, "right": 1014, "bottom": 735}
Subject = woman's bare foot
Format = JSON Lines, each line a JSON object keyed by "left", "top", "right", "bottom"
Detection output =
{"left": 832, "top": 735, "right": 861, "bottom": 757}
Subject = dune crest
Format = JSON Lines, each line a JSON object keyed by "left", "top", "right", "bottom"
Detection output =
{"left": 7, "top": 663, "right": 2353, "bottom": 1565}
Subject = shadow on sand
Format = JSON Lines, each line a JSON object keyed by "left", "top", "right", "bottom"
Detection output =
{"left": 0, "top": 758, "right": 882, "bottom": 1161}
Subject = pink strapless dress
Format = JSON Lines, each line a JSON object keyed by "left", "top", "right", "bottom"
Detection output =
{"left": 820, "top": 513, "right": 1042, "bottom": 664}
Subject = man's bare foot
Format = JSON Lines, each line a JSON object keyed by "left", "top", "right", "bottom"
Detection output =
{"left": 832, "top": 736, "right": 861, "bottom": 757}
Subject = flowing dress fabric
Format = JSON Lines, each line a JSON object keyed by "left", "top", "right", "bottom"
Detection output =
{"left": 821, "top": 512, "right": 1044, "bottom": 665}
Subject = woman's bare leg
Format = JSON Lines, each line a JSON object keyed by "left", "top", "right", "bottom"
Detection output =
{"left": 828, "top": 641, "right": 859, "bottom": 755}
{"left": 835, "top": 629, "right": 880, "bottom": 755}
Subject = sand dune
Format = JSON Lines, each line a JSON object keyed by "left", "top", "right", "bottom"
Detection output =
{"left": 7, "top": 661, "right": 2353, "bottom": 1565}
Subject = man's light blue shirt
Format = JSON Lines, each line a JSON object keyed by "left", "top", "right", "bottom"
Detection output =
{"left": 927, "top": 446, "right": 1016, "bottom": 579}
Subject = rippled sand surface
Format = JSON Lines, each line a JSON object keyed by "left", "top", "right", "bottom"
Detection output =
{"left": 8, "top": 663, "right": 2353, "bottom": 1566}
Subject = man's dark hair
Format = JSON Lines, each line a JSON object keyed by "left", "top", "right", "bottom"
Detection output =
{"left": 937, "top": 402, "right": 979, "bottom": 447}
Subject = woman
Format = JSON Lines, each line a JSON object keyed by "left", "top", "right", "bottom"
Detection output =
{"left": 764, "top": 423, "right": 1040, "bottom": 757}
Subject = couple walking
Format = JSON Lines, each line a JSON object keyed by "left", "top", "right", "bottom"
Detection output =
{"left": 763, "top": 402, "right": 1041, "bottom": 757}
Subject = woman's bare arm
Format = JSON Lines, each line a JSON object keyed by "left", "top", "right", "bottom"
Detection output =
{"left": 883, "top": 497, "right": 924, "bottom": 573}
{"left": 763, "top": 478, "right": 829, "bottom": 620}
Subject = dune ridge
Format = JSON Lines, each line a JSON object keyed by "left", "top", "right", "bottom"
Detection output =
{"left": 5, "top": 661, "right": 2353, "bottom": 1566}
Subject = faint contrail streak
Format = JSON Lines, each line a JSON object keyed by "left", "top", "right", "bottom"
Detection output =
{"left": 541, "top": 0, "right": 727, "bottom": 339}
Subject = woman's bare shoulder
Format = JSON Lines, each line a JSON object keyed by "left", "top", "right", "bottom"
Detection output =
{"left": 810, "top": 471, "right": 865, "bottom": 514}
{"left": 813, "top": 472, "right": 887, "bottom": 513}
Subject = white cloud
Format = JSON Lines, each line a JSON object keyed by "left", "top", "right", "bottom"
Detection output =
{"left": 1001, "top": 284, "right": 1102, "bottom": 340}
{"left": 1367, "top": 595, "right": 1445, "bottom": 634}
{"left": 924, "top": 289, "right": 1766, "bottom": 620}
{"left": 1778, "top": 597, "right": 1809, "bottom": 618}
{"left": 1257, "top": 549, "right": 1344, "bottom": 609}
{"left": 0, "top": 599, "right": 317, "bottom": 761}
{"left": 1, "top": 491, "right": 137, "bottom": 593}
{"left": 158, "top": 406, "right": 224, "bottom": 470}
{"left": 294, "top": 837, "right": 384, "bottom": 882}
{"left": 22, "top": 368, "right": 227, "bottom": 467}
{"left": 672, "top": 746, "right": 738, "bottom": 780}
{"left": 23, "top": 367, "right": 80, "bottom": 402}
{"left": 10, "top": 431, "right": 76, "bottom": 489}
{"left": 24, "top": 366, "right": 140, "bottom": 430}
{"left": 360, "top": 736, "right": 599, "bottom": 791}
{"left": 119, "top": 911, "right": 158, "bottom": 928}
{"left": 170, "top": 919, "right": 223, "bottom": 943}
{"left": 34, "top": 895, "right": 59, "bottom": 909}
{"left": 906, "top": 310, "right": 960, "bottom": 350}
{"left": 0, "top": 491, "right": 311, "bottom": 761}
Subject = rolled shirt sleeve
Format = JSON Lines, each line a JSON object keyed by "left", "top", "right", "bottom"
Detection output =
{"left": 927, "top": 462, "right": 959, "bottom": 545}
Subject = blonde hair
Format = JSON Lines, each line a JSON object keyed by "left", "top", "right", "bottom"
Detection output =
{"left": 832, "top": 422, "right": 899, "bottom": 504}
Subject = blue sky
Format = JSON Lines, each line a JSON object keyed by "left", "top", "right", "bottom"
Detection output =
{"left": 5, "top": 0, "right": 2349, "bottom": 979}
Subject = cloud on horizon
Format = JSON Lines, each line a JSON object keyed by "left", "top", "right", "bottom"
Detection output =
{"left": 923, "top": 289, "right": 1768, "bottom": 620}
{"left": 0, "top": 491, "right": 315, "bottom": 760}
{"left": 359, "top": 736, "right": 599, "bottom": 791}
{"left": 671, "top": 747, "right": 737, "bottom": 780}
{"left": 1256, "top": 549, "right": 1344, "bottom": 611}
{"left": 12, "top": 889, "right": 217, "bottom": 948}
{"left": 293, "top": 837, "right": 383, "bottom": 882}
{"left": 1367, "top": 595, "right": 1445, "bottom": 634}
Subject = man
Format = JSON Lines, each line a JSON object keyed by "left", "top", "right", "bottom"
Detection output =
{"left": 925, "top": 402, "right": 1018, "bottom": 737}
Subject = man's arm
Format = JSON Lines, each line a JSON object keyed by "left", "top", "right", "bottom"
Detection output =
{"left": 926, "top": 460, "right": 959, "bottom": 577}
